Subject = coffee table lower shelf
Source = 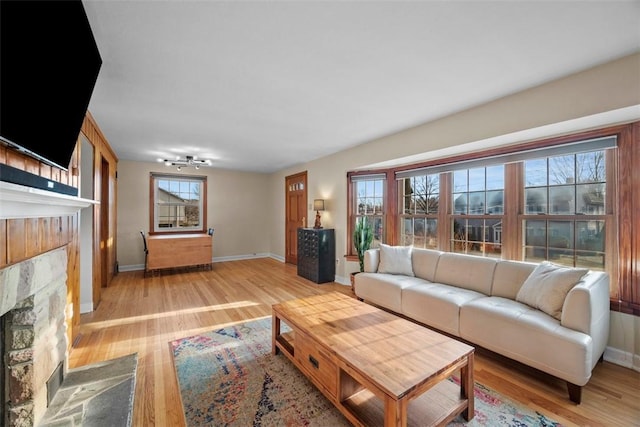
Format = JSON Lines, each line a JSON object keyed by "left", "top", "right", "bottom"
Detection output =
{"left": 340, "top": 380, "right": 468, "bottom": 426}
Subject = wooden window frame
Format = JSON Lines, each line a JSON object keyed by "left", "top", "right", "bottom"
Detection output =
{"left": 149, "top": 173, "right": 207, "bottom": 235}
{"left": 346, "top": 122, "right": 640, "bottom": 314}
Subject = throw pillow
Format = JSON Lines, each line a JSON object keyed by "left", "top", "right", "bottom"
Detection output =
{"left": 516, "top": 261, "right": 588, "bottom": 320}
{"left": 377, "top": 244, "right": 414, "bottom": 276}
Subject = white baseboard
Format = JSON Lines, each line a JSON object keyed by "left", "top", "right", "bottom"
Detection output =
{"left": 118, "top": 253, "right": 274, "bottom": 272}
{"left": 334, "top": 275, "right": 350, "bottom": 286}
{"left": 212, "top": 253, "right": 271, "bottom": 263}
{"left": 269, "top": 253, "right": 285, "bottom": 263}
{"left": 119, "top": 263, "right": 145, "bottom": 272}
{"left": 604, "top": 346, "right": 640, "bottom": 372}
{"left": 119, "top": 255, "right": 354, "bottom": 288}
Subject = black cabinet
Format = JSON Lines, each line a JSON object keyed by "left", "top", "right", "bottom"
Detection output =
{"left": 297, "top": 228, "right": 335, "bottom": 284}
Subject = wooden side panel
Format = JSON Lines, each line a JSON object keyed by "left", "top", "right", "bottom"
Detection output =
{"left": 0, "top": 220, "right": 6, "bottom": 268}
{"left": 25, "top": 218, "right": 39, "bottom": 259}
{"left": 67, "top": 214, "right": 81, "bottom": 340}
{"left": 7, "top": 219, "right": 26, "bottom": 264}
{"left": 616, "top": 122, "right": 640, "bottom": 314}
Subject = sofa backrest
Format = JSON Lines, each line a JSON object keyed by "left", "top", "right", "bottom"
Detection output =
{"left": 433, "top": 253, "right": 497, "bottom": 295}
{"left": 411, "top": 248, "right": 443, "bottom": 282}
{"left": 491, "top": 260, "right": 537, "bottom": 299}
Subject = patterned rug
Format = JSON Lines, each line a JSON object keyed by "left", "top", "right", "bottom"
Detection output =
{"left": 170, "top": 318, "right": 562, "bottom": 426}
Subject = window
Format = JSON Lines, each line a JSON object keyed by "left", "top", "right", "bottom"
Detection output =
{"left": 348, "top": 173, "right": 386, "bottom": 252}
{"left": 150, "top": 174, "right": 207, "bottom": 233}
{"left": 523, "top": 150, "right": 608, "bottom": 269}
{"left": 451, "top": 166, "right": 504, "bottom": 257}
{"left": 400, "top": 174, "right": 439, "bottom": 248}
{"left": 347, "top": 124, "right": 640, "bottom": 313}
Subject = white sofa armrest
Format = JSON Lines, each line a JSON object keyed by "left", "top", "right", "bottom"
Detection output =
{"left": 562, "top": 271, "right": 610, "bottom": 362}
{"left": 363, "top": 248, "right": 380, "bottom": 273}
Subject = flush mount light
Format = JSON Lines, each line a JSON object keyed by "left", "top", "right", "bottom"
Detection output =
{"left": 158, "top": 155, "right": 212, "bottom": 170}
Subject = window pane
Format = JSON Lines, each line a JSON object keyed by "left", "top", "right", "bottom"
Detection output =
{"left": 468, "top": 168, "right": 485, "bottom": 192}
{"left": 453, "top": 193, "right": 467, "bottom": 214}
{"left": 485, "top": 218, "right": 502, "bottom": 257}
{"left": 468, "top": 192, "right": 485, "bottom": 214}
{"left": 486, "top": 165, "right": 504, "bottom": 190}
{"left": 372, "top": 216, "right": 383, "bottom": 246}
{"left": 576, "top": 220, "right": 605, "bottom": 252}
{"left": 576, "top": 251, "right": 605, "bottom": 270}
{"left": 414, "top": 218, "right": 425, "bottom": 247}
{"left": 486, "top": 190, "right": 503, "bottom": 214}
{"left": 525, "top": 158, "right": 547, "bottom": 187}
{"left": 549, "top": 155, "right": 575, "bottom": 185}
{"left": 451, "top": 218, "right": 501, "bottom": 257}
{"left": 403, "top": 195, "right": 413, "bottom": 214}
{"left": 549, "top": 185, "right": 575, "bottom": 214}
{"left": 548, "top": 249, "right": 574, "bottom": 266}
{"left": 467, "top": 218, "right": 483, "bottom": 256}
{"left": 452, "top": 219, "right": 467, "bottom": 253}
{"left": 577, "top": 151, "right": 605, "bottom": 183}
{"left": 549, "top": 221, "right": 573, "bottom": 249}
{"left": 374, "top": 180, "right": 383, "bottom": 197}
{"left": 453, "top": 170, "right": 467, "bottom": 192}
{"left": 577, "top": 183, "right": 605, "bottom": 214}
{"left": 525, "top": 188, "right": 547, "bottom": 214}
{"left": 524, "top": 220, "right": 546, "bottom": 247}
{"left": 426, "top": 219, "right": 438, "bottom": 249}
{"left": 402, "top": 218, "right": 414, "bottom": 245}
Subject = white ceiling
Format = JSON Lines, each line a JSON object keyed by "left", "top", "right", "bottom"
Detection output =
{"left": 83, "top": 1, "right": 640, "bottom": 173}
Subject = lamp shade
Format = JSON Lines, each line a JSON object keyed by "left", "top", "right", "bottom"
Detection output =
{"left": 313, "top": 199, "right": 325, "bottom": 211}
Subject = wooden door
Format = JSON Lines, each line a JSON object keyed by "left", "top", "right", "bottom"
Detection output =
{"left": 285, "top": 172, "right": 307, "bottom": 264}
{"left": 100, "top": 156, "right": 110, "bottom": 289}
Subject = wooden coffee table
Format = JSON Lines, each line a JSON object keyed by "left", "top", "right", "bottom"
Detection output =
{"left": 272, "top": 292, "right": 474, "bottom": 427}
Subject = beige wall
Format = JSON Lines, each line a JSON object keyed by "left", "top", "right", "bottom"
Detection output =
{"left": 117, "top": 160, "right": 270, "bottom": 268}
{"left": 268, "top": 52, "right": 640, "bottom": 363}
{"left": 115, "top": 53, "right": 639, "bottom": 364}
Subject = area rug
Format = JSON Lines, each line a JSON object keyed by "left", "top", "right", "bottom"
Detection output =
{"left": 170, "top": 318, "right": 562, "bottom": 426}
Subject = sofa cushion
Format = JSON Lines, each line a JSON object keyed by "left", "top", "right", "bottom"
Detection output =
{"left": 402, "top": 282, "right": 485, "bottom": 336}
{"left": 354, "top": 272, "right": 423, "bottom": 312}
{"left": 492, "top": 260, "right": 537, "bottom": 299}
{"left": 433, "top": 253, "right": 497, "bottom": 295}
{"left": 459, "top": 296, "right": 593, "bottom": 386}
{"left": 516, "top": 261, "right": 588, "bottom": 320}
{"left": 411, "top": 248, "right": 442, "bottom": 282}
{"left": 378, "top": 244, "right": 414, "bottom": 276}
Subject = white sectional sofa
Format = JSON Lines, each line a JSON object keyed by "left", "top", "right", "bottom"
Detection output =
{"left": 354, "top": 245, "right": 610, "bottom": 403}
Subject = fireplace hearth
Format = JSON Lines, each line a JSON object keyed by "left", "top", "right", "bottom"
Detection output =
{"left": 0, "top": 248, "right": 69, "bottom": 426}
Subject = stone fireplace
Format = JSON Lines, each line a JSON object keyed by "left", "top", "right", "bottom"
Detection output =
{"left": 1, "top": 247, "right": 69, "bottom": 426}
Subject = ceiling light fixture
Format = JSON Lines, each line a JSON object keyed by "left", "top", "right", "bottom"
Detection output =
{"left": 159, "top": 155, "right": 212, "bottom": 171}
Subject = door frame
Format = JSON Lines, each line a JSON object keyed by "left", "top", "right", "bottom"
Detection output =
{"left": 285, "top": 171, "right": 307, "bottom": 264}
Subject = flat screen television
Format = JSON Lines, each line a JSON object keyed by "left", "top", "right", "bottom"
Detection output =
{"left": 0, "top": 0, "right": 102, "bottom": 173}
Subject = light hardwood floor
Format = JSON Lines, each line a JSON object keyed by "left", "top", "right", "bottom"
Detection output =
{"left": 69, "top": 258, "right": 640, "bottom": 426}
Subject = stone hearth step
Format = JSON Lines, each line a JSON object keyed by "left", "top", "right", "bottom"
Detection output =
{"left": 40, "top": 353, "right": 137, "bottom": 427}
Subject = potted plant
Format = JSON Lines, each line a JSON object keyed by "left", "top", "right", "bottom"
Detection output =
{"left": 351, "top": 217, "right": 374, "bottom": 288}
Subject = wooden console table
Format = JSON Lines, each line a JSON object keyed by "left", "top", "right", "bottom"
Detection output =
{"left": 146, "top": 233, "right": 212, "bottom": 273}
{"left": 272, "top": 292, "right": 475, "bottom": 426}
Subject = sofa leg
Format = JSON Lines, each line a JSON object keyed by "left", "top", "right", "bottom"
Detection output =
{"left": 567, "top": 382, "right": 582, "bottom": 404}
